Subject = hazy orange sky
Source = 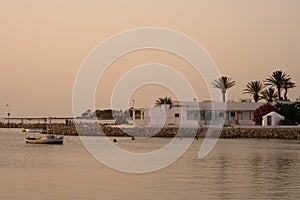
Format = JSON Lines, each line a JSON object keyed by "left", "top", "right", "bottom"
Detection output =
{"left": 1, "top": 0, "right": 299, "bottom": 117}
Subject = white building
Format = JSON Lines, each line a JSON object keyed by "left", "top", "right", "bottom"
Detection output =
{"left": 134, "top": 100, "right": 264, "bottom": 127}
{"left": 262, "top": 111, "right": 284, "bottom": 126}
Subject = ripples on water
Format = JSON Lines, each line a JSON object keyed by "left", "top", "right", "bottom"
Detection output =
{"left": 0, "top": 129, "right": 299, "bottom": 200}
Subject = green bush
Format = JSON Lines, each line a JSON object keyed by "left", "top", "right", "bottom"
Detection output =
{"left": 276, "top": 102, "right": 300, "bottom": 125}
{"left": 279, "top": 119, "right": 292, "bottom": 125}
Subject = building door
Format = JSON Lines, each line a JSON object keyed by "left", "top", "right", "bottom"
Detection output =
{"left": 174, "top": 113, "right": 180, "bottom": 125}
{"left": 267, "top": 116, "right": 272, "bottom": 126}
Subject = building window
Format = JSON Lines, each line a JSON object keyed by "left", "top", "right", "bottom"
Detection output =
{"left": 200, "top": 111, "right": 205, "bottom": 120}
{"left": 206, "top": 111, "right": 212, "bottom": 120}
{"left": 230, "top": 112, "right": 235, "bottom": 118}
{"left": 175, "top": 113, "right": 180, "bottom": 118}
{"left": 219, "top": 112, "right": 224, "bottom": 118}
{"left": 187, "top": 111, "right": 198, "bottom": 120}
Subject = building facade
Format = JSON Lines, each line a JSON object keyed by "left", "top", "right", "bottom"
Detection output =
{"left": 134, "top": 100, "right": 264, "bottom": 127}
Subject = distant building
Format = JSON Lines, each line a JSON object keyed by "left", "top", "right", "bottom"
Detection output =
{"left": 262, "top": 111, "right": 284, "bottom": 126}
{"left": 134, "top": 100, "right": 264, "bottom": 127}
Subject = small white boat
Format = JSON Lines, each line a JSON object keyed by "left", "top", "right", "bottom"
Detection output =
{"left": 23, "top": 118, "right": 64, "bottom": 145}
{"left": 25, "top": 134, "right": 64, "bottom": 145}
{"left": 24, "top": 126, "right": 64, "bottom": 145}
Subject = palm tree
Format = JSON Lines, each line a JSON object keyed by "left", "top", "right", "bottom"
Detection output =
{"left": 264, "top": 70, "right": 289, "bottom": 100}
{"left": 243, "top": 81, "right": 264, "bottom": 102}
{"left": 155, "top": 97, "right": 173, "bottom": 106}
{"left": 260, "top": 88, "right": 278, "bottom": 103}
{"left": 212, "top": 76, "right": 236, "bottom": 102}
{"left": 282, "top": 78, "right": 296, "bottom": 101}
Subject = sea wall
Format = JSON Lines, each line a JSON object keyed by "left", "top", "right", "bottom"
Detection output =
{"left": 221, "top": 127, "right": 300, "bottom": 139}
{"left": 1, "top": 122, "right": 300, "bottom": 139}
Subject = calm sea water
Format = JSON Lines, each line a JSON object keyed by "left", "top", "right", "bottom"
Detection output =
{"left": 0, "top": 128, "right": 300, "bottom": 200}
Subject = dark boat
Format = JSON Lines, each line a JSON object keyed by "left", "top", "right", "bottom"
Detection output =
{"left": 23, "top": 126, "right": 64, "bottom": 145}
{"left": 25, "top": 134, "right": 64, "bottom": 145}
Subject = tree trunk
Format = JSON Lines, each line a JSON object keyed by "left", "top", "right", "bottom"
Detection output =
{"left": 254, "top": 94, "right": 259, "bottom": 102}
{"left": 277, "top": 86, "right": 282, "bottom": 100}
{"left": 284, "top": 88, "right": 288, "bottom": 101}
{"left": 222, "top": 91, "right": 226, "bottom": 102}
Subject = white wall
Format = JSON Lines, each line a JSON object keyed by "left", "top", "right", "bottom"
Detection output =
{"left": 262, "top": 113, "right": 284, "bottom": 126}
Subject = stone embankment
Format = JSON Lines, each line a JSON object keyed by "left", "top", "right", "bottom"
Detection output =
{"left": 221, "top": 127, "right": 300, "bottom": 139}
{"left": 1, "top": 122, "right": 300, "bottom": 139}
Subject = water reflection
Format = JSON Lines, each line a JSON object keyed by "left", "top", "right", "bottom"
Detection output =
{"left": 0, "top": 130, "right": 300, "bottom": 200}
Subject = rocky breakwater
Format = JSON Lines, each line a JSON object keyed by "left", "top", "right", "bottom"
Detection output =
{"left": 51, "top": 124, "right": 300, "bottom": 139}
{"left": 1, "top": 122, "right": 300, "bottom": 139}
{"left": 0, "top": 122, "right": 204, "bottom": 137}
{"left": 221, "top": 127, "right": 300, "bottom": 139}
{"left": 73, "top": 123, "right": 203, "bottom": 137}
{"left": 102, "top": 126, "right": 203, "bottom": 137}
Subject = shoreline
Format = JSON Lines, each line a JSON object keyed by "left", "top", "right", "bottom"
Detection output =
{"left": 1, "top": 122, "right": 300, "bottom": 139}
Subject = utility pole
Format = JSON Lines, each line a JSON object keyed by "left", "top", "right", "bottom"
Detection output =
{"left": 132, "top": 99, "right": 135, "bottom": 120}
{"left": 6, "top": 104, "right": 10, "bottom": 128}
